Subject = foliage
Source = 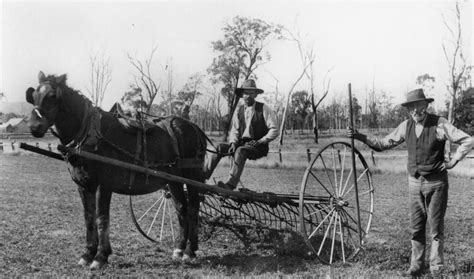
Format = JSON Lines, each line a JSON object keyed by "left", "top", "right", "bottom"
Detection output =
{"left": 208, "top": 16, "right": 282, "bottom": 138}
{"left": 453, "top": 87, "right": 474, "bottom": 134}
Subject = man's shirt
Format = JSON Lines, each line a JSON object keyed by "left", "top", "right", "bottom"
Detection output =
{"left": 365, "top": 116, "right": 473, "bottom": 162}
{"left": 228, "top": 102, "right": 279, "bottom": 145}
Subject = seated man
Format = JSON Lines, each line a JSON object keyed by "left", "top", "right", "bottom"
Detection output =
{"left": 205, "top": 79, "right": 279, "bottom": 190}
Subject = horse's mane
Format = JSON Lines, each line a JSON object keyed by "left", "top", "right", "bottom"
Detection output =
{"left": 45, "top": 74, "right": 93, "bottom": 107}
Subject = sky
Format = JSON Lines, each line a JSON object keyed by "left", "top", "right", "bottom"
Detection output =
{"left": 1, "top": 0, "right": 472, "bottom": 112}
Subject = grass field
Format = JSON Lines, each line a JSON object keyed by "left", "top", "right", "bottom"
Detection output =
{"left": 1, "top": 149, "right": 473, "bottom": 277}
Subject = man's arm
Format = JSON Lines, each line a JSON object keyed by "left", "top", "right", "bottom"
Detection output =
{"left": 257, "top": 104, "right": 279, "bottom": 144}
{"left": 438, "top": 117, "right": 473, "bottom": 169}
{"left": 348, "top": 120, "right": 408, "bottom": 152}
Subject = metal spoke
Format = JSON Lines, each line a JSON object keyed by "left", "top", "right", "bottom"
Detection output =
{"left": 147, "top": 195, "right": 166, "bottom": 236}
{"left": 331, "top": 147, "right": 339, "bottom": 196}
{"left": 339, "top": 166, "right": 353, "bottom": 197}
{"left": 338, "top": 211, "right": 346, "bottom": 262}
{"left": 304, "top": 203, "right": 332, "bottom": 219}
{"left": 319, "top": 155, "right": 337, "bottom": 196}
{"left": 309, "top": 171, "right": 335, "bottom": 198}
{"left": 330, "top": 211, "right": 339, "bottom": 264}
{"left": 341, "top": 168, "right": 369, "bottom": 198}
{"left": 317, "top": 210, "right": 336, "bottom": 256}
{"left": 338, "top": 146, "right": 348, "bottom": 197}
{"left": 138, "top": 194, "right": 164, "bottom": 222}
{"left": 308, "top": 207, "right": 335, "bottom": 240}
{"left": 159, "top": 195, "right": 167, "bottom": 241}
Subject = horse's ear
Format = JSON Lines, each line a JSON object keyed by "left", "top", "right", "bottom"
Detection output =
{"left": 38, "top": 71, "right": 46, "bottom": 82}
{"left": 56, "top": 74, "right": 67, "bottom": 85}
{"left": 26, "top": 87, "right": 35, "bottom": 104}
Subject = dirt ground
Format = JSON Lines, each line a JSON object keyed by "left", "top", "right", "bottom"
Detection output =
{"left": 1, "top": 153, "right": 473, "bottom": 277}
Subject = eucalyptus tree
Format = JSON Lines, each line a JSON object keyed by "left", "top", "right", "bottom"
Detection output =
{"left": 208, "top": 16, "right": 282, "bottom": 140}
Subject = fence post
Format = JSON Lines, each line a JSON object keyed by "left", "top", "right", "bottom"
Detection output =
{"left": 279, "top": 148, "right": 282, "bottom": 163}
{"left": 307, "top": 149, "right": 311, "bottom": 163}
{"left": 0, "top": 142, "right": 3, "bottom": 152}
{"left": 371, "top": 151, "right": 376, "bottom": 166}
{"left": 48, "top": 143, "right": 52, "bottom": 151}
{"left": 11, "top": 142, "right": 15, "bottom": 151}
{"left": 36, "top": 142, "right": 39, "bottom": 148}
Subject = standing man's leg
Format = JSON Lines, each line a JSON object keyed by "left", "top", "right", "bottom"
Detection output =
{"left": 424, "top": 172, "right": 449, "bottom": 274}
{"left": 408, "top": 175, "right": 428, "bottom": 274}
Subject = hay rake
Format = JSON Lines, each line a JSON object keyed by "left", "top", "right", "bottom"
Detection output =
{"left": 129, "top": 141, "right": 374, "bottom": 264}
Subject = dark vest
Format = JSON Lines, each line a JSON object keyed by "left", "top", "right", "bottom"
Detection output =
{"left": 406, "top": 113, "right": 445, "bottom": 177}
{"left": 237, "top": 102, "right": 269, "bottom": 153}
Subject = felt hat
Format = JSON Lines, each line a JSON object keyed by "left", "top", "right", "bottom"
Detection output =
{"left": 401, "top": 88, "right": 434, "bottom": 107}
{"left": 235, "top": 79, "right": 264, "bottom": 97}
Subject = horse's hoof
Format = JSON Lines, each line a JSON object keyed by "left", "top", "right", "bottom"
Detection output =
{"left": 172, "top": 249, "right": 183, "bottom": 261}
{"left": 78, "top": 258, "right": 90, "bottom": 267}
{"left": 182, "top": 251, "right": 197, "bottom": 263}
{"left": 90, "top": 260, "right": 106, "bottom": 270}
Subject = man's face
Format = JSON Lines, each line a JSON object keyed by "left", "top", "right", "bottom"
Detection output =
{"left": 406, "top": 101, "right": 428, "bottom": 122}
{"left": 242, "top": 90, "right": 258, "bottom": 106}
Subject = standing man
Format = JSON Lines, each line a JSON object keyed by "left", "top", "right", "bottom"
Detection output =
{"left": 347, "top": 89, "right": 472, "bottom": 277}
{"left": 205, "top": 79, "right": 279, "bottom": 190}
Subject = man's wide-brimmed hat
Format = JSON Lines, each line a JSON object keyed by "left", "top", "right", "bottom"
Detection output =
{"left": 401, "top": 88, "right": 434, "bottom": 107}
{"left": 235, "top": 79, "right": 264, "bottom": 97}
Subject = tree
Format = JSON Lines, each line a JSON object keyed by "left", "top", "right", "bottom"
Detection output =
{"left": 127, "top": 45, "right": 162, "bottom": 113}
{"left": 442, "top": 1, "right": 470, "bottom": 124}
{"left": 290, "top": 90, "right": 311, "bottom": 131}
{"left": 416, "top": 73, "right": 436, "bottom": 93}
{"left": 208, "top": 16, "right": 282, "bottom": 140}
{"left": 174, "top": 73, "right": 204, "bottom": 119}
{"left": 86, "top": 48, "right": 112, "bottom": 107}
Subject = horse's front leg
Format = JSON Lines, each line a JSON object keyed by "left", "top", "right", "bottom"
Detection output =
{"left": 185, "top": 184, "right": 201, "bottom": 260}
{"left": 77, "top": 185, "right": 98, "bottom": 267}
{"left": 90, "top": 185, "right": 112, "bottom": 270}
{"left": 168, "top": 182, "right": 188, "bottom": 260}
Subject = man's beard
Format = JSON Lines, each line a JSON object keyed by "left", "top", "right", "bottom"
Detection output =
{"left": 411, "top": 110, "right": 427, "bottom": 122}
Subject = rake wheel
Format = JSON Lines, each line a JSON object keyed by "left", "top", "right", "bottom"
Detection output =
{"left": 299, "top": 141, "right": 374, "bottom": 264}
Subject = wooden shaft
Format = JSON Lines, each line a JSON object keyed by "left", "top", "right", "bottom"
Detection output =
{"left": 20, "top": 142, "right": 64, "bottom": 161}
{"left": 57, "top": 145, "right": 294, "bottom": 205}
{"left": 348, "top": 84, "right": 363, "bottom": 246}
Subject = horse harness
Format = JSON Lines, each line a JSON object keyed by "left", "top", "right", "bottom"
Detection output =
{"left": 61, "top": 102, "right": 203, "bottom": 187}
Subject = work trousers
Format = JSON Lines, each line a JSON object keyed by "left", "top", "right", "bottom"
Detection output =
{"left": 204, "top": 141, "right": 266, "bottom": 186}
{"left": 408, "top": 171, "right": 449, "bottom": 272}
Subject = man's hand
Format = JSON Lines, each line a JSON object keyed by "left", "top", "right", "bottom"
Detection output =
{"left": 346, "top": 127, "right": 367, "bottom": 143}
{"left": 247, "top": 140, "right": 261, "bottom": 147}
{"left": 443, "top": 159, "right": 459, "bottom": 170}
{"left": 228, "top": 143, "right": 237, "bottom": 154}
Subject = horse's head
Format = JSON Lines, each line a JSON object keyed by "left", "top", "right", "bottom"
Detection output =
{"left": 26, "top": 71, "right": 67, "bottom": 137}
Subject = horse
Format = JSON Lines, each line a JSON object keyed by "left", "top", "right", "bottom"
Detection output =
{"left": 26, "top": 71, "right": 207, "bottom": 269}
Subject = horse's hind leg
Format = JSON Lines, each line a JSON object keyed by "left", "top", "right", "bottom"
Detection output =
{"left": 90, "top": 185, "right": 112, "bottom": 269}
{"left": 77, "top": 186, "right": 98, "bottom": 267}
